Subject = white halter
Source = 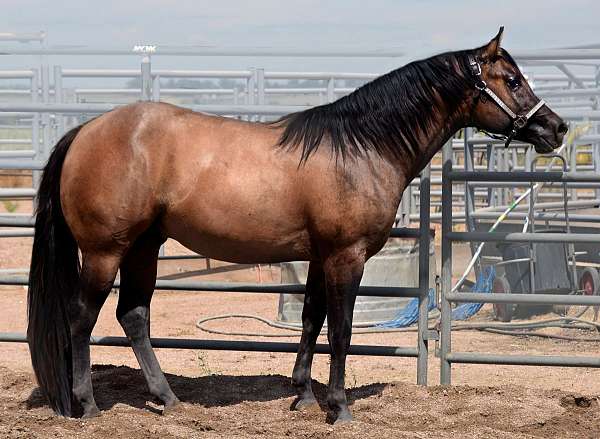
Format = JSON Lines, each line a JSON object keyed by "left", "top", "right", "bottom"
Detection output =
{"left": 468, "top": 55, "right": 546, "bottom": 148}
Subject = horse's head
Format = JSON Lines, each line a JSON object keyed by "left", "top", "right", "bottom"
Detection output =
{"left": 467, "top": 27, "right": 567, "bottom": 153}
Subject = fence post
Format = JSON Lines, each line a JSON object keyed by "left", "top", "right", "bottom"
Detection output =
{"left": 440, "top": 139, "right": 453, "bottom": 385}
{"left": 53, "top": 65, "right": 64, "bottom": 140}
{"left": 570, "top": 142, "right": 578, "bottom": 201}
{"left": 152, "top": 74, "right": 161, "bottom": 102}
{"left": 233, "top": 86, "right": 240, "bottom": 106}
{"left": 416, "top": 164, "right": 431, "bottom": 386}
{"left": 463, "top": 128, "right": 480, "bottom": 277}
{"left": 247, "top": 68, "right": 256, "bottom": 121}
{"left": 327, "top": 77, "right": 335, "bottom": 103}
{"left": 141, "top": 56, "right": 152, "bottom": 101}
{"left": 41, "top": 63, "right": 50, "bottom": 158}
{"left": 256, "top": 68, "right": 265, "bottom": 121}
{"left": 31, "top": 68, "right": 41, "bottom": 189}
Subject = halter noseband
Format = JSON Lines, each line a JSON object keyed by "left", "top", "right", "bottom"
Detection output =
{"left": 468, "top": 55, "right": 545, "bottom": 148}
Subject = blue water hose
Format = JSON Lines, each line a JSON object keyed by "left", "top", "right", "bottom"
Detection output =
{"left": 376, "top": 266, "right": 495, "bottom": 328}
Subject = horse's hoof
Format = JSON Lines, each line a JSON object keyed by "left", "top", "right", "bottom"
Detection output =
{"left": 291, "top": 397, "right": 320, "bottom": 413}
{"left": 81, "top": 406, "right": 101, "bottom": 419}
{"left": 333, "top": 410, "right": 353, "bottom": 425}
{"left": 162, "top": 399, "right": 183, "bottom": 416}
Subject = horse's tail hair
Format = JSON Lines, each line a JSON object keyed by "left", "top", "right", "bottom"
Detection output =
{"left": 27, "top": 124, "right": 84, "bottom": 416}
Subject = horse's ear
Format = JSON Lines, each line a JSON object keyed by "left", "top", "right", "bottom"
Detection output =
{"left": 480, "top": 26, "right": 504, "bottom": 61}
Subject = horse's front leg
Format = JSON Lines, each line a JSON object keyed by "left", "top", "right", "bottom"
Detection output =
{"left": 322, "top": 247, "right": 364, "bottom": 424}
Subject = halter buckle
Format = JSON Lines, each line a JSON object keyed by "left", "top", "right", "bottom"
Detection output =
{"left": 469, "top": 58, "right": 482, "bottom": 76}
{"left": 514, "top": 115, "right": 528, "bottom": 130}
{"left": 475, "top": 80, "right": 487, "bottom": 91}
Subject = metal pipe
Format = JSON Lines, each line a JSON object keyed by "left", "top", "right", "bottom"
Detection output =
{"left": 40, "top": 64, "right": 50, "bottom": 156}
{"left": 449, "top": 170, "right": 600, "bottom": 182}
{"left": 470, "top": 211, "right": 600, "bottom": 223}
{"left": 446, "top": 292, "right": 600, "bottom": 306}
{"left": 0, "top": 150, "right": 36, "bottom": 158}
{"left": 446, "top": 352, "right": 600, "bottom": 368}
{"left": 0, "top": 188, "right": 36, "bottom": 198}
{"left": 467, "top": 181, "right": 600, "bottom": 188}
{"left": 153, "top": 69, "right": 252, "bottom": 78}
{"left": 0, "top": 333, "right": 418, "bottom": 357}
{"left": 140, "top": 57, "right": 152, "bottom": 101}
{"left": 478, "top": 199, "right": 600, "bottom": 212}
{"left": 0, "top": 230, "right": 33, "bottom": 238}
{"left": 256, "top": 69, "right": 265, "bottom": 122}
{"left": 54, "top": 65, "right": 64, "bottom": 139}
{"left": 416, "top": 164, "right": 430, "bottom": 386}
{"left": 447, "top": 231, "right": 600, "bottom": 243}
{"left": 61, "top": 69, "right": 141, "bottom": 78}
{"left": 74, "top": 88, "right": 235, "bottom": 96}
{"left": 265, "top": 71, "right": 379, "bottom": 80}
{"left": 440, "top": 140, "right": 453, "bottom": 385}
{"left": 0, "top": 70, "right": 35, "bottom": 78}
{"left": 30, "top": 68, "right": 40, "bottom": 188}
{"left": 0, "top": 161, "right": 44, "bottom": 170}
{"left": 0, "top": 276, "right": 421, "bottom": 298}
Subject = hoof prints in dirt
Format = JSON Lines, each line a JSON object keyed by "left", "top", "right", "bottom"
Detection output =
{"left": 2, "top": 365, "right": 600, "bottom": 438}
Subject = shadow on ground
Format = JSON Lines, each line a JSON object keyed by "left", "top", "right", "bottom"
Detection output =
{"left": 26, "top": 364, "right": 386, "bottom": 413}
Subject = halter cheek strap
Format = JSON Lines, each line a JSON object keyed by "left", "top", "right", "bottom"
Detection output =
{"left": 468, "top": 56, "right": 546, "bottom": 148}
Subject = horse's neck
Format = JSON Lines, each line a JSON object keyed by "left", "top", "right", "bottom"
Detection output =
{"left": 392, "top": 105, "right": 464, "bottom": 182}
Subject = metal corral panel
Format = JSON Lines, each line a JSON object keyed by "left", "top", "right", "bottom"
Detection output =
{"left": 278, "top": 240, "right": 436, "bottom": 325}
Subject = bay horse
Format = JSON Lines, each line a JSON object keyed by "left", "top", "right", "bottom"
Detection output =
{"left": 27, "top": 27, "right": 566, "bottom": 423}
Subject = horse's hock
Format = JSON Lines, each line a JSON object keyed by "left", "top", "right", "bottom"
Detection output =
{"left": 278, "top": 239, "right": 436, "bottom": 325}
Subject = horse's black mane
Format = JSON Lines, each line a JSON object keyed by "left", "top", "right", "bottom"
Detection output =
{"left": 273, "top": 49, "right": 477, "bottom": 162}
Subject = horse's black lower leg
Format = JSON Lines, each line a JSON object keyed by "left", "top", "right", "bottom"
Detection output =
{"left": 116, "top": 235, "right": 179, "bottom": 412}
{"left": 291, "top": 261, "right": 326, "bottom": 411}
{"left": 69, "top": 253, "right": 120, "bottom": 418}
{"left": 323, "top": 249, "right": 363, "bottom": 424}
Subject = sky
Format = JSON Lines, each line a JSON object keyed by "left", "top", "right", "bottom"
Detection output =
{"left": 1, "top": 0, "right": 599, "bottom": 73}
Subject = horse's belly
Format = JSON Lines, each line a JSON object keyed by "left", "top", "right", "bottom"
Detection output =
{"left": 162, "top": 214, "right": 314, "bottom": 264}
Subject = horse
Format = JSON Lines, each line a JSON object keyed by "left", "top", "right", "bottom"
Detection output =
{"left": 27, "top": 27, "right": 567, "bottom": 424}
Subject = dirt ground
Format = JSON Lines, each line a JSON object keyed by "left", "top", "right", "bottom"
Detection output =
{"left": 2, "top": 200, "right": 600, "bottom": 437}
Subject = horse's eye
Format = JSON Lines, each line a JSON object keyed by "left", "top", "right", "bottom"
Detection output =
{"left": 507, "top": 76, "right": 521, "bottom": 90}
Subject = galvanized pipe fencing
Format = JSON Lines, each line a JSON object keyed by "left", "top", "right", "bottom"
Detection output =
{"left": 0, "top": 159, "right": 433, "bottom": 385}
{"left": 2, "top": 55, "right": 600, "bottom": 224}
{"left": 439, "top": 139, "right": 600, "bottom": 384}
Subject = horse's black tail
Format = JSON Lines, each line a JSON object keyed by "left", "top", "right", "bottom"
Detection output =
{"left": 27, "top": 125, "right": 84, "bottom": 416}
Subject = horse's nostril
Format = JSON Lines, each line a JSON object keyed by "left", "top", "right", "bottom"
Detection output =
{"left": 557, "top": 122, "right": 568, "bottom": 135}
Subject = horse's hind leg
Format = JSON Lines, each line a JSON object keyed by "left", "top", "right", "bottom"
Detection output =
{"left": 291, "top": 261, "right": 326, "bottom": 411}
{"left": 116, "top": 233, "right": 179, "bottom": 412}
{"left": 70, "top": 252, "right": 120, "bottom": 418}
